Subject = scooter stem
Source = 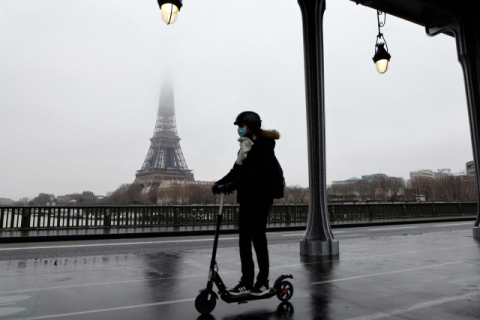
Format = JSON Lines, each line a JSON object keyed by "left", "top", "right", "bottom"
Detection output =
{"left": 218, "top": 193, "right": 224, "bottom": 216}
{"left": 209, "top": 192, "right": 225, "bottom": 272}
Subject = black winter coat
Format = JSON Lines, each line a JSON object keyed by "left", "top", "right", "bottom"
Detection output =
{"left": 216, "top": 130, "right": 280, "bottom": 205}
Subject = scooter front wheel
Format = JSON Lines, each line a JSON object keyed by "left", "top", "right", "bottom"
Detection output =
{"left": 276, "top": 281, "right": 294, "bottom": 302}
{"left": 195, "top": 290, "right": 217, "bottom": 314}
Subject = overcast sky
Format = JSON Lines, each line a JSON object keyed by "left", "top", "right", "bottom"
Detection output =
{"left": 0, "top": 0, "right": 472, "bottom": 200}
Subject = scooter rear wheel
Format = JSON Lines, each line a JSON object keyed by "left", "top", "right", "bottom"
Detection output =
{"left": 276, "top": 281, "right": 294, "bottom": 302}
{"left": 195, "top": 291, "right": 217, "bottom": 314}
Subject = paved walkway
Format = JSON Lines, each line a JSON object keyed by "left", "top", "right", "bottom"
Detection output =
{"left": 0, "top": 215, "right": 476, "bottom": 243}
{"left": 0, "top": 227, "right": 479, "bottom": 319}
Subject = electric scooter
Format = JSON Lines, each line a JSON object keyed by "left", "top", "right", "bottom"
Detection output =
{"left": 195, "top": 192, "right": 294, "bottom": 315}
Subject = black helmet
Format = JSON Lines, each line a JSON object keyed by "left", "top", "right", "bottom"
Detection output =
{"left": 234, "top": 111, "right": 262, "bottom": 128}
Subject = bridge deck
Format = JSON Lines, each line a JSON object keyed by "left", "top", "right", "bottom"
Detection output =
{"left": 0, "top": 225, "right": 479, "bottom": 319}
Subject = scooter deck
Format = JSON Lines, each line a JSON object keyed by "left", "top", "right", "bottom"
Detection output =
{"left": 220, "top": 290, "right": 277, "bottom": 304}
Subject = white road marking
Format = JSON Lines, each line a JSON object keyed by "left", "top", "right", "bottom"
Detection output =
{"left": 312, "top": 261, "right": 462, "bottom": 284}
{"left": 21, "top": 298, "right": 195, "bottom": 319}
{"left": 0, "top": 307, "right": 26, "bottom": 317}
{"left": 434, "top": 223, "right": 472, "bottom": 227}
{"left": 0, "top": 295, "right": 31, "bottom": 304}
{"left": 281, "top": 233, "right": 364, "bottom": 238}
{"left": 0, "top": 237, "right": 239, "bottom": 251}
{"left": 368, "top": 226, "right": 418, "bottom": 231}
{"left": 343, "top": 290, "right": 480, "bottom": 320}
{"left": 281, "top": 231, "right": 346, "bottom": 237}
{"left": 266, "top": 232, "right": 299, "bottom": 235}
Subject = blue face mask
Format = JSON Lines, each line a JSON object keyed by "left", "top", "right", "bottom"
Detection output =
{"left": 238, "top": 127, "right": 248, "bottom": 137}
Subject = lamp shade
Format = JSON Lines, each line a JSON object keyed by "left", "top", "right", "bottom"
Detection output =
{"left": 372, "top": 43, "right": 391, "bottom": 74}
{"left": 157, "top": 0, "right": 183, "bottom": 25}
{"left": 375, "top": 59, "right": 389, "bottom": 74}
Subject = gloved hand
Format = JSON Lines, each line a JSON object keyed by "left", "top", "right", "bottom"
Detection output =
{"left": 212, "top": 184, "right": 220, "bottom": 195}
{"left": 217, "top": 183, "right": 234, "bottom": 195}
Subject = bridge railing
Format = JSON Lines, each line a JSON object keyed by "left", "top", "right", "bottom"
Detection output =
{"left": 0, "top": 202, "right": 476, "bottom": 230}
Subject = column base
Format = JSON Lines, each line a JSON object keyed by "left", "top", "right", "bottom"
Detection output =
{"left": 473, "top": 227, "right": 480, "bottom": 238}
{"left": 300, "top": 239, "right": 339, "bottom": 256}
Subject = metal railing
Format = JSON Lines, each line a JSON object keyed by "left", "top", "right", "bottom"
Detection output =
{"left": 0, "top": 202, "right": 477, "bottom": 231}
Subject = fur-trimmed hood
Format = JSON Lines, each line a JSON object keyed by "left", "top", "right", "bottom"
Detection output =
{"left": 258, "top": 129, "right": 280, "bottom": 140}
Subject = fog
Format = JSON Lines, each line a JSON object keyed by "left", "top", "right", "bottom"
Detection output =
{"left": 0, "top": 0, "right": 471, "bottom": 200}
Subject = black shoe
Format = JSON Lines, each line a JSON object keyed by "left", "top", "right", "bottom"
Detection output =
{"left": 227, "top": 281, "right": 252, "bottom": 296}
{"left": 249, "top": 281, "right": 270, "bottom": 296}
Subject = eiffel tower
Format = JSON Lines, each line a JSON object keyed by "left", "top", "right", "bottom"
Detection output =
{"left": 134, "top": 84, "right": 194, "bottom": 188}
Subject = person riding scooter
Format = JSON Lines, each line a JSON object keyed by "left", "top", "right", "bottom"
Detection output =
{"left": 212, "top": 111, "right": 281, "bottom": 297}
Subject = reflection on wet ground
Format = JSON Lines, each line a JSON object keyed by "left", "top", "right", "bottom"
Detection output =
{"left": 0, "top": 230, "right": 479, "bottom": 319}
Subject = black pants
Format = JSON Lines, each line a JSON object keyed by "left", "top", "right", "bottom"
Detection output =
{"left": 238, "top": 203, "right": 271, "bottom": 287}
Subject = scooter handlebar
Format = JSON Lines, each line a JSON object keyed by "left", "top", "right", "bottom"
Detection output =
{"left": 215, "top": 184, "right": 232, "bottom": 195}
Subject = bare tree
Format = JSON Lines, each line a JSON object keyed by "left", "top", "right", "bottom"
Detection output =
{"left": 403, "top": 187, "right": 414, "bottom": 202}
{"left": 107, "top": 184, "right": 142, "bottom": 205}
{"left": 109, "top": 184, "right": 130, "bottom": 204}
{"left": 388, "top": 177, "right": 404, "bottom": 202}
{"left": 366, "top": 180, "right": 377, "bottom": 202}
{"left": 166, "top": 182, "right": 184, "bottom": 204}
{"left": 288, "top": 185, "right": 308, "bottom": 204}
{"left": 375, "top": 177, "right": 389, "bottom": 202}
{"left": 157, "top": 187, "right": 169, "bottom": 205}
{"left": 81, "top": 191, "right": 96, "bottom": 203}
{"left": 463, "top": 176, "right": 478, "bottom": 201}
{"left": 411, "top": 177, "right": 433, "bottom": 201}
{"left": 16, "top": 197, "right": 30, "bottom": 206}
{"left": 32, "top": 193, "right": 55, "bottom": 206}
{"left": 330, "top": 184, "right": 347, "bottom": 202}
{"left": 146, "top": 186, "right": 159, "bottom": 204}
{"left": 354, "top": 179, "right": 369, "bottom": 202}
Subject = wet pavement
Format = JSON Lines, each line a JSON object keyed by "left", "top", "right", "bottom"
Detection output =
{"left": 1, "top": 224, "right": 480, "bottom": 319}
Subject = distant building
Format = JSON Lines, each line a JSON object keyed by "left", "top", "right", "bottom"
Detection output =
{"left": 331, "top": 177, "right": 359, "bottom": 185}
{"left": 56, "top": 195, "right": 72, "bottom": 203}
{"left": 361, "top": 173, "right": 387, "bottom": 180}
{"left": 453, "top": 171, "right": 467, "bottom": 177}
{"left": 438, "top": 168, "right": 452, "bottom": 175}
{"left": 434, "top": 172, "right": 447, "bottom": 179}
{"left": 410, "top": 169, "right": 434, "bottom": 180}
{"left": 466, "top": 161, "right": 475, "bottom": 176}
{"left": 0, "top": 198, "right": 13, "bottom": 205}
{"left": 433, "top": 169, "right": 452, "bottom": 180}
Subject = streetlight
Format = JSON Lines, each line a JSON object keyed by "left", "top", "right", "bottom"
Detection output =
{"left": 373, "top": 43, "right": 391, "bottom": 74}
{"left": 157, "top": 0, "right": 183, "bottom": 25}
{"left": 373, "top": 11, "right": 391, "bottom": 74}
